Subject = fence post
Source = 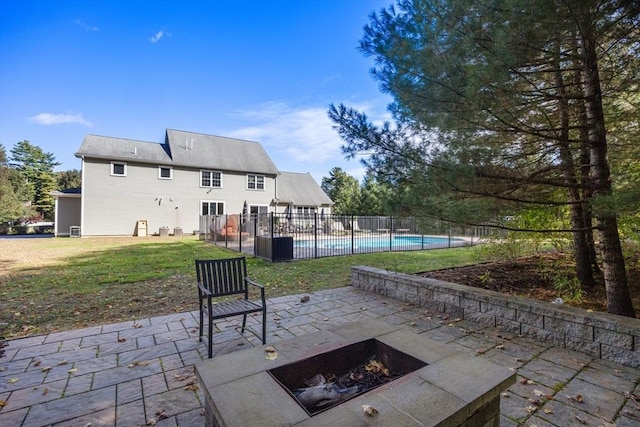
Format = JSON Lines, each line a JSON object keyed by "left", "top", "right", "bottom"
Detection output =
{"left": 389, "top": 217, "right": 393, "bottom": 251}
{"left": 270, "top": 212, "right": 274, "bottom": 262}
{"left": 351, "top": 214, "right": 355, "bottom": 255}
{"left": 314, "top": 212, "right": 318, "bottom": 259}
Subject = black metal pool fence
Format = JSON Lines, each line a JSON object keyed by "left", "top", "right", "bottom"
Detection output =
{"left": 200, "top": 213, "right": 495, "bottom": 262}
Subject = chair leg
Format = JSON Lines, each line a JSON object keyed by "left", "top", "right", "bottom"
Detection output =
{"left": 207, "top": 314, "right": 213, "bottom": 359}
{"left": 262, "top": 309, "right": 266, "bottom": 344}
{"left": 241, "top": 314, "right": 247, "bottom": 333}
{"left": 198, "top": 307, "right": 203, "bottom": 342}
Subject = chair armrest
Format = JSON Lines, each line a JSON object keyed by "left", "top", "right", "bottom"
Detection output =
{"left": 246, "top": 278, "right": 264, "bottom": 290}
{"left": 246, "top": 278, "right": 266, "bottom": 305}
{"left": 198, "top": 283, "right": 212, "bottom": 297}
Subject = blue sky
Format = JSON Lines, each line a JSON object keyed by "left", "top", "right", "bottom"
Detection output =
{"left": 0, "top": 0, "right": 393, "bottom": 183}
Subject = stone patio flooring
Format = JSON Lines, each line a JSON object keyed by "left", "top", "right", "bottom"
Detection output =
{"left": 1, "top": 286, "right": 639, "bottom": 426}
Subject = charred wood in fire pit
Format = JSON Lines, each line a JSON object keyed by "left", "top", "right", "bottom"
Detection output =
{"left": 294, "top": 357, "right": 401, "bottom": 412}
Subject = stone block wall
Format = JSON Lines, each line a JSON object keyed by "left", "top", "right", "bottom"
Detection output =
{"left": 351, "top": 266, "right": 640, "bottom": 368}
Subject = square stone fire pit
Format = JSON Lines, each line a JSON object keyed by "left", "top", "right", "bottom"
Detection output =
{"left": 195, "top": 320, "right": 515, "bottom": 426}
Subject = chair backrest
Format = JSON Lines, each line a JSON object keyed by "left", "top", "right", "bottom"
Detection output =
{"left": 196, "top": 257, "right": 248, "bottom": 297}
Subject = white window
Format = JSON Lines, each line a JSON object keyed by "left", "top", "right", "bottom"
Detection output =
{"left": 247, "top": 174, "right": 265, "bottom": 190}
{"left": 201, "top": 170, "right": 222, "bottom": 188}
{"left": 201, "top": 201, "right": 225, "bottom": 216}
{"left": 111, "top": 162, "right": 127, "bottom": 176}
{"left": 249, "top": 205, "right": 268, "bottom": 218}
{"left": 158, "top": 166, "right": 173, "bottom": 179}
{"left": 296, "top": 206, "right": 316, "bottom": 218}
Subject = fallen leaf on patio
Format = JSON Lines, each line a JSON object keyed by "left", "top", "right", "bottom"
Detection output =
{"left": 174, "top": 373, "right": 190, "bottom": 381}
{"left": 528, "top": 399, "right": 542, "bottom": 406}
{"left": 43, "top": 387, "right": 49, "bottom": 395}
{"left": 0, "top": 400, "right": 7, "bottom": 407}
{"left": 542, "top": 407, "right": 553, "bottom": 414}
{"left": 185, "top": 384, "right": 199, "bottom": 391}
{"left": 615, "top": 368, "right": 623, "bottom": 374}
{"left": 575, "top": 415, "right": 586, "bottom": 424}
{"left": 57, "top": 360, "right": 68, "bottom": 366}
{"left": 525, "top": 405, "right": 537, "bottom": 414}
{"left": 155, "top": 410, "right": 168, "bottom": 420}
{"left": 533, "top": 389, "right": 546, "bottom": 397}
{"left": 495, "top": 344, "right": 505, "bottom": 350}
{"left": 300, "top": 295, "right": 310, "bottom": 303}
{"left": 575, "top": 394, "right": 583, "bottom": 403}
{"left": 146, "top": 418, "right": 156, "bottom": 426}
{"left": 362, "top": 405, "right": 378, "bottom": 416}
{"left": 7, "top": 378, "right": 19, "bottom": 384}
{"left": 265, "top": 351, "right": 279, "bottom": 360}
{"left": 41, "top": 366, "right": 52, "bottom": 372}
{"left": 265, "top": 346, "right": 276, "bottom": 353}
{"left": 118, "top": 338, "right": 127, "bottom": 343}
{"left": 410, "top": 321, "right": 417, "bottom": 327}
{"left": 502, "top": 393, "right": 509, "bottom": 398}
{"left": 128, "top": 360, "right": 150, "bottom": 368}
{"left": 133, "top": 323, "right": 143, "bottom": 329}
{"left": 68, "top": 368, "right": 77, "bottom": 374}
{"left": 85, "top": 423, "right": 92, "bottom": 427}
{"left": 33, "top": 359, "right": 42, "bottom": 367}
{"left": 520, "top": 378, "right": 535, "bottom": 385}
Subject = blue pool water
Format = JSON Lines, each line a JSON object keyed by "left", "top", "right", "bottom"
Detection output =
{"left": 294, "top": 235, "right": 461, "bottom": 250}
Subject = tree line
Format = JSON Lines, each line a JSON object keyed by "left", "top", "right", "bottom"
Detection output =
{"left": 328, "top": 0, "right": 639, "bottom": 317}
{"left": 0, "top": 141, "right": 81, "bottom": 227}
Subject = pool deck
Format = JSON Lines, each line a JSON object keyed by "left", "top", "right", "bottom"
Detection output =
{"left": 1, "top": 286, "right": 639, "bottom": 426}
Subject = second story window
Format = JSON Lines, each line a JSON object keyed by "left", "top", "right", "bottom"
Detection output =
{"left": 201, "top": 170, "right": 222, "bottom": 188}
{"left": 111, "top": 161, "right": 127, "bottom": 176}
{"left": 158, "top": 166, "right": 172, "bottom": 179}
{"left": 247, "top": 174, "right": 265, "bottom": 190}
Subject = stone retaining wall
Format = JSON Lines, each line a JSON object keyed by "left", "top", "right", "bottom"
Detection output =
{"left": 351, "top": 266, "right": 640, "bottom": 368}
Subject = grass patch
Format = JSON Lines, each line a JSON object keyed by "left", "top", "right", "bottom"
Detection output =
{"left": 0, "top": 236, "right": 486, "bottom": 338}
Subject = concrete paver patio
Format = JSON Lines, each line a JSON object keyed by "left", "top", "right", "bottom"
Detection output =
{"left": 1, "top": 287, "right": 639, "bottom": 426}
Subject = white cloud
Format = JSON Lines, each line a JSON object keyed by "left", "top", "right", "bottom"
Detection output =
{"left": 149, "top": 30, "right": 171, "bottom": 43}
{"left": 29, "top": 113, "right": 93, "bottom": 126}
{"left": 75, "top": 19, "right": 98, "bottom": 32}
{"left": 224, "top": 100, "right": 389, "bottom": 182}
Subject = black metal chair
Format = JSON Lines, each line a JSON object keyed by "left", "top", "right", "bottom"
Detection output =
{"left": 196, "top": 257, "right": 266, "bottom": 358}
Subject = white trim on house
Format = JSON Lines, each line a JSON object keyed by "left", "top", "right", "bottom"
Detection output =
{"left": 200, "top": 170, "right": 222, "bottom": 188}
{"left": 247, "top": 174, "right": 265, "bottom": 191}
{"left": 158, "top": 165, "right": 173, "bottom": 180}
{"left": 111, "top": 161, "right": 127, "bottom": 176}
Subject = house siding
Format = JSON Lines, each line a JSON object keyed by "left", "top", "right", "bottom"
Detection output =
{"left": 81, "top": 158, "right": 276, "bottom": 236}
{"left": 54, "top": 197, "right": 81, "bottom": 236}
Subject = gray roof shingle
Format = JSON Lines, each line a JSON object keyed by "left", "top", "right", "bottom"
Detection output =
{"left": 76, "top": 135, "right": 171, "bottom": 163}
{"left": 165, "top": 129, "right": 279, "bottom": 174}
{"left": 76, "top": 129, "right": 280, "bottom": 175}
{"left": 277, "top": 172, "right": 333, "bottom": 206}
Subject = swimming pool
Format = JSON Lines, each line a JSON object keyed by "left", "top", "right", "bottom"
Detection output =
{"left": 294, "top": 235, "right": 463, "bottom": 250}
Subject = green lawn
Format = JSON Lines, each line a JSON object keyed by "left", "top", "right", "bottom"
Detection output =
{"left": 0, "top": 236, "right": 488, "bottom": 338}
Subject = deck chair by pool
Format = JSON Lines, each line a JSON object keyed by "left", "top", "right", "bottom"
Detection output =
{"left": 196, "top": 257, "right": 266, "bottom": 358}
{"left": 350, "top": 220, "right": 371, "bottom": 233}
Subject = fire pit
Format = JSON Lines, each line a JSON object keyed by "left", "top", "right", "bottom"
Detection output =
{"left": 269, "top": 338, "right": 427, "bottom": 415}
{"left": 195, "top": 320, "right": 515, "bottom": 426}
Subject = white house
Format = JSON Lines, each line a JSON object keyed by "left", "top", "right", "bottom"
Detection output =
{"left": 54, "top": 129, "right": 333, "bottom": 237}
